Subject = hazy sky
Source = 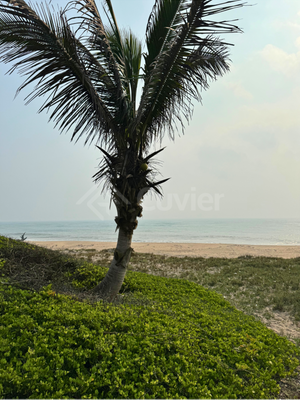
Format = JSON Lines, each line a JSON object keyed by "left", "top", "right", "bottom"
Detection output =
{"left": 1, "top": 0, "right": 300, "bottom": 222}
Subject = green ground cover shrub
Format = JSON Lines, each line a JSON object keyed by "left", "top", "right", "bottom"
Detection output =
{"left": 0, "top": 236, "right": 299, "bottom": 398}
{"left": 0, "top": 279, "right": 299, "bottom": 398}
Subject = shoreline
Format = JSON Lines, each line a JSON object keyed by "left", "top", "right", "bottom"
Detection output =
{"left": 31, "top": 241, "right": 300, "bottom": 258}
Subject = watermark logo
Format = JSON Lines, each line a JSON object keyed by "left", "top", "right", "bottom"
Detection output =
{"left": 76, "top": 186, "right": 111, "bottom": 220}
{"left": 76, "top": 186, "right": 224, "bottom": 219}
{"left": 144, "top": 188, "right": 224, "bottom": 212}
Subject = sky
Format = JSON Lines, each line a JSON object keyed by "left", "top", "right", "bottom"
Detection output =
{"left": 1, "top": 0, "right": 300, "bottom": 222}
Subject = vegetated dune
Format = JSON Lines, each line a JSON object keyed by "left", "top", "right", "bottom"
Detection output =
{"left": 0, "top": 236, "right": 299, "bottom": 398}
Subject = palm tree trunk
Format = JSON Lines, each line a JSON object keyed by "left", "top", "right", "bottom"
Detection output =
{"left": 92, "top": 227, "right": 133, "bottom": 301}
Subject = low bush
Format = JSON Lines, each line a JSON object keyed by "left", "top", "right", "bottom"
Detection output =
{"left": 0, "top": 282, "right": 299, "bottom": 398}
{"left": 0, "top": 236, "right": 299, "bottom": 398}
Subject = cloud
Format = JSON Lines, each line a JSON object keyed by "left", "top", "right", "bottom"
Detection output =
{"left": 285, "top": 21, "right": 300, "bottom": 31}
{"left": 260, "top": 44, "right": 300, "bottom": 77}
{"left": 223, "top": 81, "right": 253, "bottom": 100}
{"left": 189, "top": 81, "right": 300, "bottom": 165}
{"left": 273, "top": 20, "right": 300, "bottom": 32}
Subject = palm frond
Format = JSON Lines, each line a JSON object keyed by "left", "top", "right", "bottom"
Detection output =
{"left": 102, "top": 0, "right": 122, "bottom": 48}
{"left": 0, "top": 0, "right": 121, "bottom": 144}
{"left": 133, "top": 0, "right": 245, "bottom": 148}
{"left": 145, "top": 0, "right": 184, "bottom": 74}
{"left": 69, "top": 0, "right": 124, "bottom": 98}
{"left": 68, "top": 0, "right": 133, "bottom": 140}
{"left": 100, "top": 0, "right": 142, "bottom": 121}
{"left": 105, "top": 27, "right": 142, "bottom": 119}
{"left": 148, "top": 177, "right": 170, "bottom": 196}
{"left": 93, "top": 144, "right": 167, "bottom": 202}
{"left": 144, "top": 147, "right": 166, "bottom": 162}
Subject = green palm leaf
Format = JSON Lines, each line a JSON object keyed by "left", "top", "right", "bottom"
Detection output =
{"left": 0, "top": 0, "right": 122, "bottom": 144}
{"left": 133, "top": 0, "right": 245, "bottom": 148}
{"left": 145, "top": 0, "right": 185, "bottom": 74}
{"left": 69, "top": 0, "right": 142, "bottom": 147}
{"left": 106, "top": 27, "right": 142, "bottom": 119}
{"left": 69, "top": 0, "right": 125, "bottom": 104}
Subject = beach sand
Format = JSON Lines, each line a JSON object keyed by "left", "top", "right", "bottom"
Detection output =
{"left": 31, "top": 241, "right": 300, "bottom": 258}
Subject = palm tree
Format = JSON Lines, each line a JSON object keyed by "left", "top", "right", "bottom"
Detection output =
{"left": 0, "top": 0, "right": 245, "bottom": 300}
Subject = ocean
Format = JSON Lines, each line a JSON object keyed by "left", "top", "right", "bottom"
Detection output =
{"left": 0, "top": 218, "right": 299, "bottom": 245}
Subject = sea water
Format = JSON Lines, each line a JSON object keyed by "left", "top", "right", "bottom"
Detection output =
{"left": 0, "top": 219, "right": 299, "bottom": 245}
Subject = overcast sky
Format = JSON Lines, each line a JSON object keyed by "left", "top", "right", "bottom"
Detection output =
{"left": 1, "top": 0, "right": 300, "bottom": 222}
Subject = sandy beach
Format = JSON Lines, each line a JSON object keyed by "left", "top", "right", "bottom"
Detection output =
{"left": 31, "top": 241, "right": 300, "bottom": 259}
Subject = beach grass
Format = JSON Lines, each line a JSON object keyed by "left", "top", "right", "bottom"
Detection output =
{"left": 0, "top": 236, "right": 300, "bottom": 398}
{"left": 70, "top": 247, "right": 300, "bottom": 328}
